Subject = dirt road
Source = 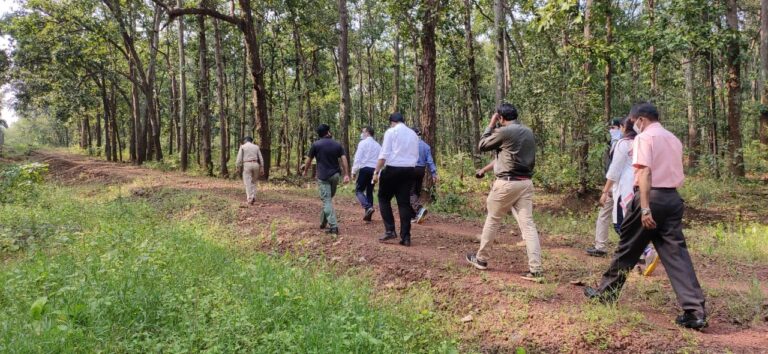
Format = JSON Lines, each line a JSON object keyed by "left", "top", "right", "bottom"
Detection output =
{"left": 34, "top": 150, "right": 768, "bottom": 353}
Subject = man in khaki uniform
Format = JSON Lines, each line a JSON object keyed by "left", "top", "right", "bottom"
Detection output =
{"left": 235, "top": 136, "right": 265, "bottom": 205}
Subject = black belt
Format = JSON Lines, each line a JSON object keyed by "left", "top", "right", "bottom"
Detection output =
{"left": 633, "top": 186, "right": 677, "bottom": 192}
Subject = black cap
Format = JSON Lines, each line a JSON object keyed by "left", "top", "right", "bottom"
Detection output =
{"left": 316, "top": 124, "right": 330, "bottom": 137}
{"left": 389, "top": 112, "right": 405, "bottom": 123}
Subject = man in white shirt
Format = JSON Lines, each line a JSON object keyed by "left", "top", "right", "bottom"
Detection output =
{"left": 352, "top": 126, "right": 382, "bottom": 221}
{"left": 235, "top": 136, "right": 265, "bottom": 205}
{"left": 372, "top": 112, "right": 419, "bottom": 246}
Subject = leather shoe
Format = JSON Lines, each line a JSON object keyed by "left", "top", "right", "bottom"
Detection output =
{"left": 326, "top": 227, "right": 339, "bottom": 235}
{"left": 676, "top": 312, "right": 708, "bottom": 330}
{"left": 399, "top": 239, "right": 411, "bottom": 247}
{"left": 585, "top": 247, "right": 608, "bottom": 257}
{"left": 379, "top": 232, "right": 397, "bottom": 242}
{"left": 584, "top": 286, "right": 618, "bottom": 304}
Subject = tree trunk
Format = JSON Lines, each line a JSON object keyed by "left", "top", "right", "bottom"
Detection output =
{"left": 338, "top": 0, "right": 352, "bottom": 159}
{"left": 683, "top": 54, "right": 699, "bottom": 169}
{"left": 420, "top": 0, "right": 438, "bottom": 153}
{"left": 604, "top": 0, "right": 613, "bottom": 123}
{"left": 575, "top": 0, "right": 594, "bottom": 195}
{"left": 725, "top": 0, "right": 745, "bottom": 177}
{"left": 494, "top": 0, "right": 506, "bottom": 105}
{"left": 647, "top": 0, "right": 658, "bottom": 99}
{"left": 198, "top": 15, "right": 213, "bottom": 176}
{"left": 464, "top": 0, "right": 481, "bottom": 156}
{"left": 178, "top": 1, "right": 189, "bottom": 171}
{"left": 147, "top": 5, "right": 163, "bottom": 161}
{"left": 392, "top": 27, "right": 400, "bottom": 112}
{"left": 214, "top": 19, "right": 229, "bottom": 177}
{"left": 761, "top": 0, "right": 768, "bottom": 144}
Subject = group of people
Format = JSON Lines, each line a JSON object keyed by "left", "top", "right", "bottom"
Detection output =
{"left": 235, "top": 101, "right": 708, "bottom": 330}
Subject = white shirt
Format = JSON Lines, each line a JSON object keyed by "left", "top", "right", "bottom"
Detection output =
{"left": 605, "top": 138, "right": 635, "bottom": 223}
{"left": 379, "top": 123, "right": 419, "bottom": 167}
{"left": 352, "top": 136, "right": 382, "bottom": 175}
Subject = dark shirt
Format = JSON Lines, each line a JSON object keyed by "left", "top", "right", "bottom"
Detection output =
{"left": 478, "top": 121, "right": 536, "bottom": 179}
{"left": 308, "top": 137, "right": 345, "bottom": 181}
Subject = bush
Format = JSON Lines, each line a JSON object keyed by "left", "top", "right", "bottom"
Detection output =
{"left": 0, "top": 162, "right": 48, "bottom": 204}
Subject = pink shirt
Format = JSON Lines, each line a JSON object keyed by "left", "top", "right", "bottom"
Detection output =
{"left": 632, "top": 122, "right": 685, "bottom": 188}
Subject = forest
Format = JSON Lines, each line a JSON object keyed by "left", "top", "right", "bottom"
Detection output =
{"left": 1, "top": 0, "right": 766, "bottom": 190}
{"left": 1, "top": 1, "right": 768, "bottom": 352}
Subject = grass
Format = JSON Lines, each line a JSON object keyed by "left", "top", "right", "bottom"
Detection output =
{"left": 0, "top": 182, "right": 458, "bottom": 353}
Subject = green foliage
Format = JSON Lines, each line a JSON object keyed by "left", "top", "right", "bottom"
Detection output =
{"left": 695, "top": 223, "right": 768, "bottom": 264}
{"left": 0, "top": 185, "right": 458, "bottom": 353}
{"left": 0, "top": 162, "right": 48, "bottom": 204}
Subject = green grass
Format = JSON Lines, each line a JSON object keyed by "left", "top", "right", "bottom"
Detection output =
{"left": 0, "top": 184, "right": 458, "bottom": 353}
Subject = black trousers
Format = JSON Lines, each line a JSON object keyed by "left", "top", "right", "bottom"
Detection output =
{"left": 597, "top": 189, "right": 706, "bottom": 316}
{"left": 355, "top": 167, "right": 375, "bottom": 210}
{"left": 378, "top": 166, "right": 415, "bottom": 240}
{"left": 409, "top": 166, "right": 426, "bottom": 214}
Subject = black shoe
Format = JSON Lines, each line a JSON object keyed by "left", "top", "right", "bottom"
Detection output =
{"left": 521, "top": 271, "right": 544, "bottom": 283}
{"left": 465, "top": 253, "right": 488, "bottom": 270}
{"left": 363, "top": 208, "right": 374, "bottom": 222}
{"left": 326, "top": 227, "right": 339, "bottom": 235}
{"left": 586, "top": 247, "right": 608, "bottom": 257}
{"left": 379, "top": 232, "right": 397, "bottom": 242}
{"left": 584, "top": 286, "right": 618, "bottom": 304}
{"left": 676, "top": 312, "right": 708, "bottom": 330}
{"left": 320, "top": 221, "right": 327, "bottom": 229}
{"left": 399, "top": 239, "right": 411, "bottom": 247}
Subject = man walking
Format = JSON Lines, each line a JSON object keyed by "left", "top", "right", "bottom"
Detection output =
{"left": 235, "top": 136, "right": 264, "bottom": 205}
{"left": 351, "top": 126, "right": 381, "bottom": 221}
{"left": 410, "top": 128, "right": 438, "bottom": 224}
{"left": 302, "top": 124, "right": 351, "bottom": 235}
{"left": 465, "top": 103, "right": 544, "bottom": 282}
{"left": 584, "top": 102, "right": 707, "bottom": 330}
{"left": 373, "top": 112, "right": 419, "bottom": 246}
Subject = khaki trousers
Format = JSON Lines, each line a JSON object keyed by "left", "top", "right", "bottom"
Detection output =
{"left": 477, "top": 179, "right": 543, "bottom": 273}
{"left": 594, "top": 196, "right": 614, "bottom": 251}
{"left": 242, "top": 162, "right": 260, "bottom": 202}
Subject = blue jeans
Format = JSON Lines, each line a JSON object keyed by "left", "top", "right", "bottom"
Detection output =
{"left": 355, "top": 167, "right": 375, "bottom": 210}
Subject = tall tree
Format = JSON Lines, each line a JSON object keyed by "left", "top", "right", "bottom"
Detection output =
{"left": 761, "top": 0, "right": 768, "bottom": 144}
{"left": 494, "top": 0, "right": 506, "bottom": 105}
{"left": 197, "top": 15, "right": 213, "bottom": 176}
{"left": 420, "top": 0, "right": 438, "bottom": 152}
{"left": 725, "top": 0, "right": 744, "bottom": 176}
{"left": 463, "top": 0, "right": 481, "bottom": 155}
{"left": 178, "top": 0, "right": 189, "bottom": 171}
{"left": 683, "top": 54, "right": 699, "bottom": 168}
{"left": 214, "top": 19, "right": 229, "bottom": 177}
{"left": 338, "top": 0, "right": 352, "bottom": 160}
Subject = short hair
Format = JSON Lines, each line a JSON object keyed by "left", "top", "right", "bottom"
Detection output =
{"left": 363, "top": 126, "right": 375, "bottom": 137}
{"left": 610, "top": 118, "right": 622, "bottom": 127}
{"left": 496, "top": 103, "right": 518, "bottom": 121}
{"left": 316, "top": 123, "right": 331, "bottom": 137}
{"left": 629, "top": 102, "right": 659, "bottom": 122}
{"left": 243, "top": 136, "right": 254, "bottom": 143}
{"left": 389, "top": 112, "right": 405, "bottom": 123}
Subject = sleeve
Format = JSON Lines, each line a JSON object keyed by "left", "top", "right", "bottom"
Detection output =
{"left": 478, "top": 127, "right": 505, "bottom": 152}
{"left": 378, "top": 130, "right": 392, "bottom": 161}
{"left": 632, "top": 135, "right": 651, "bottom": 169}
{"left": 352, "top": 141, "right": 363, "bottom": 175}
{"left": 235, "top": 147, "right": 244, "bottom": 166}
{"left": 606, "top": 140, "right": 629, "bottom": 182}
{"left": 338, "top": 143, "right": 345, "bottom": 158}
{"left": 425, "top": 145, "right": 437, "bottom": 176}
{"left": 307, "top": 143, "right": 316, "bottom": 159}
{"left": 256, "top": 146, "right": 264, "bottom": 166}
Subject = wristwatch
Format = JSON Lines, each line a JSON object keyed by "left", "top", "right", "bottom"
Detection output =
{"left": 641, "top": 208, "right": 652, "bottom": 216}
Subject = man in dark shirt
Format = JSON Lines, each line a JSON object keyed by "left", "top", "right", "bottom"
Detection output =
{"left": 302, "top": 124, "right": 351, "bottom": 235}
{"left": 465, "top": 103, "right": 544, "bottom": 282}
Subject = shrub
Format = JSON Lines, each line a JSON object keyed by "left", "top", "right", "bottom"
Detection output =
{"left": 0, "top": 162, "right": 48, "bottom": 204}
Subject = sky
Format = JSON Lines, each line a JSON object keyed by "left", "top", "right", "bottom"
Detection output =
{"left": 1, "top": 0, "right": 20, "bottom": 127}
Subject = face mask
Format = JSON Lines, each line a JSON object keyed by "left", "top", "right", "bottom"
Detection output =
{"left": 633, "top": 119, "right": 642, "bottom": 135}
{"left": 609, "top": 128, "right": 622, "bottom": 141}
{"left": 360, "top": 133, "right": 366, "bottom": 140}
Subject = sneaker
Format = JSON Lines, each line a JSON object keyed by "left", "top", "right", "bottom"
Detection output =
{"left": 675, "top": 312, "right": 708, "bottom": 330}
{"left": 465, "top": 253, "right": 488, "bottom": 270}
{"left": 520, "top": 271, "right": 544, "bottom": 283}
{"left": 416, "top": 207, "right": 429, "bottom": 224}
{"left": 586, "top": 247, "right": 608, "bottom": 257}
{"left": 363, "top": 208, "right": 374, "bottom": 222}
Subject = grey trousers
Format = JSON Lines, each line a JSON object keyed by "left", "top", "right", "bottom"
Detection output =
{"left": 596, "top": 189, "right": 706, "bottom": 317}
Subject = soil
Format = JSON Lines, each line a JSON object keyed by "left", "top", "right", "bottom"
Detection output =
{"left": 33, "top": 150, "right": 768, "bottom": 353}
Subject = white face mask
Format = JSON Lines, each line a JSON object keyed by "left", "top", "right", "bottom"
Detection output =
{"left": 633, "top": 119, "right": 643, "bottom": 135}
{"left": 609, "top": 128, "right": 622, "bottom": 141}
{"left": 360, "top": 133, "right": 366, "bottom": 140}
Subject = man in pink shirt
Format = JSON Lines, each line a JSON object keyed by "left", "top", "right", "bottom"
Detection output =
{"left": 584, "top": 103, "right": 707, "bottom": 330}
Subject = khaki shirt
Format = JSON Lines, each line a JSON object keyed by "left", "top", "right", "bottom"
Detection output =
{"left": 236, "top": 142, "right": 264, "bottom": 167}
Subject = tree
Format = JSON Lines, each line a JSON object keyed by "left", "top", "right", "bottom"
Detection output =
{"left": 338, "top": 0, "right": 352, "bottom": 160}
{"left": 725, "top": 0, "right": 744, "bottom": 177}
{"left": 761, "top": 0, "right": 768, "bottom": 144}
{"left": 494, "top": 0, "right": 506, "bottom": 105}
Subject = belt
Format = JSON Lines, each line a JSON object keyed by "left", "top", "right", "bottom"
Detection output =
{"left": 497, "top": 176, "right": 531, "bottom": 181}
{"left": 245, "top": 160, "right": 260, "bottom": 163}
{"left": 633, "top": 186, "right": 677, "bottom": 192}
